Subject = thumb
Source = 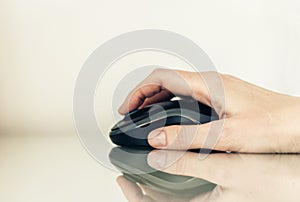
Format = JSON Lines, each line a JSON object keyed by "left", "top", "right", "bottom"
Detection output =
{"left": 147, "top": 120, "right": 235, "bottom": 151}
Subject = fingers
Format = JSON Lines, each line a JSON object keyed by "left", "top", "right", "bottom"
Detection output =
{"left": 118, "top": 68, "right": 214, "bottom": 115}
{"left": 147, "top": 119, "right": 240, "bottom": 151}
{"left": 118, "top": 82, "right": 163, "bottom": 115}
{"left": 139, "top": 89, "right": 174, "bottom": 109}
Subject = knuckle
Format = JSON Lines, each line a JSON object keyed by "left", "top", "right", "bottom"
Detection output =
{"left": 151, "top": 68, "right": 165, "bottom": 75}
{"left": 221, "top": 74, "right": 239, "bottom": 87}
{"left": 221, "top": 73, "right": 235, "bottom": 80}
{"left": 167, "top": 126, "right": 193, "bottom": 149}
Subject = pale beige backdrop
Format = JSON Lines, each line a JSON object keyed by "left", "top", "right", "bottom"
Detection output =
{"left": 1, "top": 0, "right": 300, "bottom": 136}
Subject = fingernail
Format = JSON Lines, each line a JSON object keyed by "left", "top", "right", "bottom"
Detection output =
{"left": 148, "top": 151, "right": 167, "bottom": 169}
{"left": 118, "top": 107, "right": 124, "bottom": 114}
{"left": 148, "top": 129, "right": 166, "bottom": 147}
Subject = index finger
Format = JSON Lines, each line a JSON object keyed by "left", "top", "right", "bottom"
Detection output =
{"left": 118, "top": 68, "right": 212, "bottom": 114}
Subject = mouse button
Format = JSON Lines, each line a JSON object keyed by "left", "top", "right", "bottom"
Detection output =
{"left": 165, "top": 115, "right": 195, "bottom": 126}
{"left": 124, "top": 107, "right": 151, "bottom": 121}
{"left": 111, "top": 124, "right": 119, "bottom": 131}
{"left": 159, "top": 100, "right": 180, "bottom": 109}
{"left": 179, "top": 101, "right": 213, "bottom": 116}
{"left": 111, "top": 115, "right": 140, "bottom": 131}
{"left": 145, "top": 102, "right": 178, "bottom": 117}
{"left": 197, "top": 103, "right": 213, "bottom": 116}
{"left": 111, "top": 119, "right": 129, "bottom": 131}
{"left": 124, "top": 109, "right": 138, "bottom": 121}
{"left": 126, "top": 109, "right": 139, "bottom": 117}
{"left": 165, "top": 116, "right": 182, "bottom": 126}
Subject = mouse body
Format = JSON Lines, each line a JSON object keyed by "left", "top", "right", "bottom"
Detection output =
{"left": 110, "top": 99, "right": 218, "bottom": 148}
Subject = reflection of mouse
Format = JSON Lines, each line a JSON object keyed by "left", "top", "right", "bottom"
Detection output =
{"left": 110, "top": 99, "right": 218, "bottom": 148}
{"left": 109, "top": 147, "right": 216, "bottom": 197}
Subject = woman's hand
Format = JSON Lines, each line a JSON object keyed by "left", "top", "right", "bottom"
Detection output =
{"left": 118, "top": 69, "right": 300, "bottom": 153}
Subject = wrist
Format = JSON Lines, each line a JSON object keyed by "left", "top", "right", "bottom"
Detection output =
{"left": 275, "top": 95, "right": 300, "bottom": 152}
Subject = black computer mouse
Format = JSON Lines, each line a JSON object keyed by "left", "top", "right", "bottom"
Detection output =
{"left": 109, "top": 99, "right": 218, "bottom": 148}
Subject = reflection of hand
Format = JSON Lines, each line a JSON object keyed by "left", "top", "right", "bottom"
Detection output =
{"left": 118, "top": 69, "right": 300, "bottom": 152}
{"left": 117, "top": 176, "right": 195, "bottom": 202}
{"left": 147, "top": 150, "right": 300, "bottom": 201}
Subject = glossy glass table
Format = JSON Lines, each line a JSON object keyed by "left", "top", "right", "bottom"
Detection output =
{"left": 1, "top": 134, "right": 299, "bottom": 202}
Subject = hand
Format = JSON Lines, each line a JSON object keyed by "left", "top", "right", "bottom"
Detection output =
{"left": 118, "top": 69, "right": 300, "bottom": 152}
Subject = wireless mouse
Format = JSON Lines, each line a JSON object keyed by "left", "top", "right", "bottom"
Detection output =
{"left": 109, "top": 99, "right": 218, "bottom": 148}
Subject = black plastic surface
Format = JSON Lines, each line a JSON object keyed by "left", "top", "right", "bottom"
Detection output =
{"left": 110, "top": 99, "right": 218, "bottom": 148}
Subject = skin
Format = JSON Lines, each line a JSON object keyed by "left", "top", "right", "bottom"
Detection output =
{"left": 117, "top": 151, "right": 300, "bottom": 201}
{"left": 118, "top": 68, "right": 300, "bottom": 153}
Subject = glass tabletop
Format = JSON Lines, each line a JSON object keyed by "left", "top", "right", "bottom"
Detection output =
{"left": 1, "top": 134, "right": 299, "bottom": 202}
